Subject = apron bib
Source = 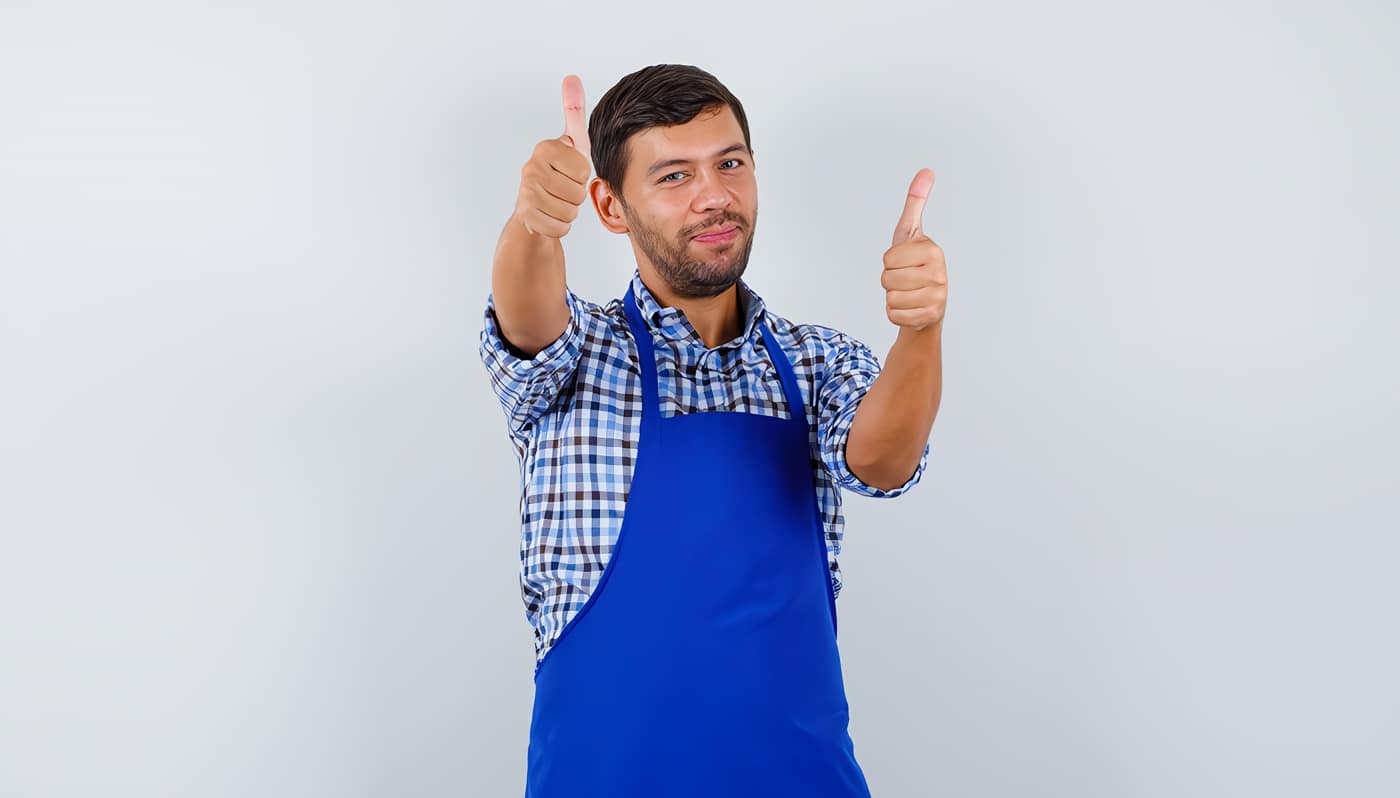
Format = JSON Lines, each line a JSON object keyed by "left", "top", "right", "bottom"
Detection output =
{"left": 524, "top": 284, "right": 873, "bottom": 797}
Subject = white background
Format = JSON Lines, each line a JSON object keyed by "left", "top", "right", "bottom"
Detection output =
{"left": 2, "top": 1, "right": 1396, "bottom": 795}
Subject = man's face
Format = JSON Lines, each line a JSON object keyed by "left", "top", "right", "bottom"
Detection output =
{"left": 616, "top": 105, "right": 757, "bottom": 299}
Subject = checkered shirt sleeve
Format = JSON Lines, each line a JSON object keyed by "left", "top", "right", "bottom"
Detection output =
{"left": 478, "top": 287, "right": 589, "bottom": 437}
{"left": 815, "top": 329, "right": 930, "bottom": 497}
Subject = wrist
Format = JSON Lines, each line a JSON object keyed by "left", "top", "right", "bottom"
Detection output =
{"left": 896, "top": 320, "right": 943, "bottom": 346}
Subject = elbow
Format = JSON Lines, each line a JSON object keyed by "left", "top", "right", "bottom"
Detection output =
{"left": 846, "top": 450, "right": 917, "bottom": 493}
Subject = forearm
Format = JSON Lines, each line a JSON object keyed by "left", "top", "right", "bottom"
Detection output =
{"left": 491, "top": 213, "right": 570, "bottom": 358}
{"left": 845, "top": 322, "right": 943, "bottom": 491}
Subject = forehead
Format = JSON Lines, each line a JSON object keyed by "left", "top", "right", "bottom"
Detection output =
{"left": 627, "top": 105, "right": 746, "bottom": 178}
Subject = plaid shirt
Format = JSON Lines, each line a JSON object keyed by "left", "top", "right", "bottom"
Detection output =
{"left": 479, "top": 269, "right": 929, "bottom": 667}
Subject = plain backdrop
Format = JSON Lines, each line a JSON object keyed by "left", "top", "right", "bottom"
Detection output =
{"left": 2, "top": 1, "right": 1396, "bottom": 796}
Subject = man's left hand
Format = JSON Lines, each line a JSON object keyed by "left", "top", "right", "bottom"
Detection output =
{"left": 881, "top": 168, "right": 948, "bottom": 332}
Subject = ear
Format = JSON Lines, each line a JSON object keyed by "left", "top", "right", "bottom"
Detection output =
{"left": 591, "top": 179, "right": 630, "bottom": 235}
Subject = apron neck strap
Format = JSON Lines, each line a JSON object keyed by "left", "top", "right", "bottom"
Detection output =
{"left": 623, "top": 283, "right": 806, "bottom": 428}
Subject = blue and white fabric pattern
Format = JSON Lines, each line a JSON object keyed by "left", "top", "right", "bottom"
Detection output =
{"left": 479, "top": 268, "right": 929, "bottom": 667}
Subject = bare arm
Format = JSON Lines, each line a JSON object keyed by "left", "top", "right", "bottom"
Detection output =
{"left": 846, "top": 323, "right": 942, "bottom": 491}
{"left": 846, "top": 168, "right": 948, "bottom": 491}
{"left": 490, "top": 74, "right": 593, "bottom": 358}
{"left": 490, "top": 213, "right": 569, "bottom": 358}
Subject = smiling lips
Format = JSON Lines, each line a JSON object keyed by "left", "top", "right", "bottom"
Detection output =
{"left": 693, "top": 225, "right": 738, "bottom": 243}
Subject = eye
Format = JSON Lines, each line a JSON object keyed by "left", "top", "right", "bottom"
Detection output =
{"left": 658, "top": 159, "right": 745, "bottom": 183}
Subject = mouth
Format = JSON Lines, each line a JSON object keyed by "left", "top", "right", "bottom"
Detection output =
{"left": 692, "top": 225, "right": 739, "bottom": 243}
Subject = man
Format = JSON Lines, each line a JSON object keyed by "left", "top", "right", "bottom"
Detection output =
{"left": 479, "top": 64, "right": 947, "bottom": 797}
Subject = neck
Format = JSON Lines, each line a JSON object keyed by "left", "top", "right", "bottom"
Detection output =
{"left": 639, "top": 268, "right": 743, "bottom": 350}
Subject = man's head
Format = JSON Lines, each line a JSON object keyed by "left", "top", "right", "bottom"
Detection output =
{"left": 585, "top": 64, "right": 758, "bottom": 299}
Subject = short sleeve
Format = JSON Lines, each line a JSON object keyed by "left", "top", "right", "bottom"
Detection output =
{"left": 815, "top": 330, "right": 929, "bottom": 498}
{"left": 478, "top": 286, "right": 589, "bottom": 435}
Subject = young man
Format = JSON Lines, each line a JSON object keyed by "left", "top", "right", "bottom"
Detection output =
{"left": 480, "top": 63, "right": 947, "bottom": 797}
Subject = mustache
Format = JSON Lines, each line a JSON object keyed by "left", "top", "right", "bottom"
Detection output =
{"left": 687, "top": 215, "right": 745, "bottom": 237}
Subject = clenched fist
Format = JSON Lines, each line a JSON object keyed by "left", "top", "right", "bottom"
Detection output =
{"left": 514, "top": 75, "right": 595, "bottom": 238}
{"left": 881, "top": 168, "right": 947, "bottom": 331}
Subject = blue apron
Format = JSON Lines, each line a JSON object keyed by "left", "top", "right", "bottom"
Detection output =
{"left": 524, "top": 284, "right": 873, "bottom": 797}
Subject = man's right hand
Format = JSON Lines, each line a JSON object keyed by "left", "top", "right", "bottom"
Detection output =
{"left": 514, "top": 75, "right": 594, "bottom": 238}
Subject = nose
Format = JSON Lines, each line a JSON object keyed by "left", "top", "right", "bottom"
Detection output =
{"left": 690, "top": 166, "right": 734, "bottom": 214}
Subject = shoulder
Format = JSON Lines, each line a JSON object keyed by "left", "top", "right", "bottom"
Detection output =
{"left": 759, "top": 308, "right": 873, "bottom": 375}
{"left": 514, "top": 286, "right": 631, "bottom": 355}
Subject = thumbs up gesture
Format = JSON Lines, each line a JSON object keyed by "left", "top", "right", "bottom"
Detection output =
{"left": 880, "top": 168, "right": 947, "bottom": 331}
{"left": 514, "top": 74, "right": 595, "bottom": 238}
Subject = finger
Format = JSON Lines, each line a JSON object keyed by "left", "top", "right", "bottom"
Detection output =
{"left": 541, "top": 168, "right": 589, "bottom": 204}
{"left": 532, "top": 184, "right": 583, "bottom": 222}
{"left": 880, "top": 266, "right": 926, "bottom": 292}
{"left": 886, "top": 285, "right": 939, "bottom": 310}
{"left": 547, "top": 152, "right": 591, "bottom": 188}
{"left": 561, "top": 74, "right": 592, "bottom": 168}
{"left": 892, "top": 167, "right": 935, "bottom": 247}
{"left": 522, "top": 205, "right": 570, "bottom": 237}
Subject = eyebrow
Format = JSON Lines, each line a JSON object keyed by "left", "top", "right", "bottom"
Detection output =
{"left": 646, "top": 143, "right": 749, "bottom": 177}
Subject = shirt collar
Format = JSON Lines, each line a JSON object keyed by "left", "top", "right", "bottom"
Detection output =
{"left": 629, "top": 268, "right": 766, "bottom": 349}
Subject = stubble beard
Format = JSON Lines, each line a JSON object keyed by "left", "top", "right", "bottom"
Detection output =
{"left": 625, "top": 204, "right": 757, "bottom": 299}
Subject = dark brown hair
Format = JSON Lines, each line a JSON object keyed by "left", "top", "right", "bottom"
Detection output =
{"left": 588, "top": 64, "right": 753, "bottom": 207}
